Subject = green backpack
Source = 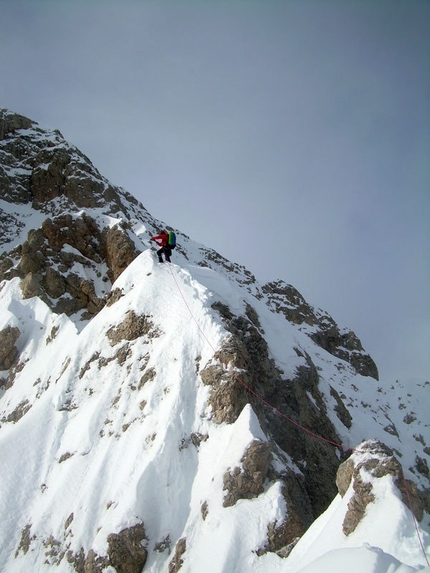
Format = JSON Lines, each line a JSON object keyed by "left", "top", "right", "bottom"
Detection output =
{"left": 168, "top": 232, "right": 176, "bottom": 249}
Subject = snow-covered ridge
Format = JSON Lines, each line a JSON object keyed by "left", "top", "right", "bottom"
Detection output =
{"left": 0, "top": 109, "right": 428, "bottom": 572}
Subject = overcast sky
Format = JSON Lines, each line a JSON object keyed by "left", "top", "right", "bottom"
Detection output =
{"left": 1, "top": 0, "right": 429, "bottom": 385}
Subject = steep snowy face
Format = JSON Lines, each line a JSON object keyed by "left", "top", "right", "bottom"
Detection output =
{"left": 0, "top": 110, "right": 429, "bottom": 573}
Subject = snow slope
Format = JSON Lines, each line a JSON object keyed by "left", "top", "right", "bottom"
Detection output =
{"left": 1, "top": 245, "right": 429, "bottom": 572}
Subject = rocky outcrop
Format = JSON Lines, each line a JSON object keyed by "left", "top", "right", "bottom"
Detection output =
{"left": 103, "top": 223, "right": 138, "bottom": 282}
{"left": 262, "top": 280, "right": 379, "bottom": 379}
{"left": 223, "top": 440, "right": 272, "bottom": 507}
{"left": 336, "top": 440, "right": 426, "bottom": 535}
{"left": 310, "top": 322, "right": 379, "bottom": 380}
{"left": 107, "top": 524, "right": 147, "bottom": 573}
{"left": 15, "top": 523, "right": 147, "bottom": 573}
{"left": 30, "top": 146, "right": 105, "bottom": 208}
{"left": 0, "top": 110, "right": 34, "bottom": 140}
{"left": 261, "top": 282, "right": 315, "bottom": 326}
{"left": 0, "top": 214, "right": 138, "bottom": 319}
{"left": 168, "top": 537, "right": 187, "bottom": 573}
{"left": 0, "top": 108, "right": 120, "bottom": 210}
{"left": 0, "top": 325, "right": 20, "bottom": 370}
{"left": 106, "top": 311, "right": 161, "bottom": 346}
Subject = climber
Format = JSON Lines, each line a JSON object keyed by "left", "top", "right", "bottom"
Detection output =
{"left": 151, "top": 229, "right": 172, "bottom": 263}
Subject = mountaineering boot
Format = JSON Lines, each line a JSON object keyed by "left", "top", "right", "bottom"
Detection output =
{"left": 158, "top": 258, "right": 164, "bottom": 263}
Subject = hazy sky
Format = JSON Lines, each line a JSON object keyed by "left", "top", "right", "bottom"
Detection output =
{"left": 1, "top": 0, "right": 429, "bottom": 384}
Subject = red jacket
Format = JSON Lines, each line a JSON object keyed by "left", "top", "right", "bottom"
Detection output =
{"left": 152, "top": 233, "right": 169, "bottom": 247}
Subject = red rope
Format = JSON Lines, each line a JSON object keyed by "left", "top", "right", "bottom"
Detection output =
{"left": 231, "top": 369, "right": 351, "bottom": 451}
{"left": 167, "top": 261, "right": 429, "bottom": 564}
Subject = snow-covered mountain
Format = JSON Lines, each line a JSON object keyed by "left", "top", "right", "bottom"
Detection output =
{"left": 0, "top": 109, "right": 429, "bottom": 573}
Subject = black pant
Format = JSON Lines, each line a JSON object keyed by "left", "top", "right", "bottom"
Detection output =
{"left": 157, "top": 246, "right": 172, "bottom": 262}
